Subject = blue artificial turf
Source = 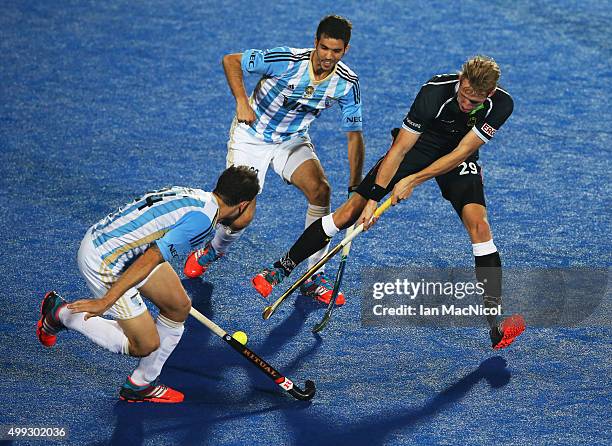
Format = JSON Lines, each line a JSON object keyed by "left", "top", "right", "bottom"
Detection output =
{"left": 1, "top": 1, "right": 610, "bottom": 445}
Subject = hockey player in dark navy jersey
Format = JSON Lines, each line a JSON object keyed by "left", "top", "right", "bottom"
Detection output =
{"left": 252, "top": 55, "right": 524, "bottom": 349}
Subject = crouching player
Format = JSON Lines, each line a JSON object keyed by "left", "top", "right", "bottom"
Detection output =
{"left": 36, "top": 166, "right": 258, "bottom": 402}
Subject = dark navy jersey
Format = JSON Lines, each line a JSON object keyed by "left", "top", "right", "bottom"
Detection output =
{"left": 402, "top": 73, "right": 513, "bottom": 160}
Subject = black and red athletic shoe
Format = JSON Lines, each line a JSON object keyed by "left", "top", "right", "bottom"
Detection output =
{"left": 490, "top": 314, "right": 525, "bottom": 349}
{"left": 119, "top": 376, "right": 184, "bottom": 403}
{"left": 252, "top": 266, "right": 288, "bottom": 299}
{"left": 36, "top": 291, "right": 66, "bottom": 347}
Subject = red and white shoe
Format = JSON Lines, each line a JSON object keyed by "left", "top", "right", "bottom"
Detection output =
{"left": 119, "top": 376, "right": 184, "bottom": 403}
{"left": 300, "top": 272, "right": 345, "bottom": 306}
{"left": 251, "top": 266, "right": 288, "bottom": 299}
{"left": 183, "top": 242, "right": 222, "bottom": 278}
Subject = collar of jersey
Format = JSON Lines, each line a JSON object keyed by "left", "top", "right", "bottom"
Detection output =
{"left": 308, "top": 50, "right": 338, "bottom": 85}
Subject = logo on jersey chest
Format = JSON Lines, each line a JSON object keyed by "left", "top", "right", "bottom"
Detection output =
{"left": 467, "top": 116, "right": 477, "bottom": 127}
{"left": 169, "top": 244, "right": 178, "bottom": 258}
{"left": 303, "top": 85, "right": 315, "bottom": 98}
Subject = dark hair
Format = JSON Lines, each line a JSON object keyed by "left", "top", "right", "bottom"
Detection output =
{"left": 316, "top": 15, "right": 352, "bottom": 46}
{"left": 213, "top": 166, "right": 259, "bottom": 206}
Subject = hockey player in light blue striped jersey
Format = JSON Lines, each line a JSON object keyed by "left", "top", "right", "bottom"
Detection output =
{"left": 185, "top": 15, "right": 365, "bottom": 307}
{"left": 37, "top": 166, "right": 259, "bottom": 403}
{"left": 241, "top": 45, "right": 362, "bottom": 143}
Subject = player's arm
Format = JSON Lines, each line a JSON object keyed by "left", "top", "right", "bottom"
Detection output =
{"left": 67, "top": 245, "right": 165, "bottom": 320}
{"left": 360, "top": 80, "right": 436, "bottom": 228}
{"left": 222, "top": 53, "right": 256, "bottom": 124}
{"left": 360, "top": 128, "right": 421, "bottom": 228}
{"left": 338, "top": 78, "right": 365, "bottom": 191}
{"left": 392, "top": 131, "right": 484, "bottom": 203}
{"left": 346, "top": 131, "right": 365, "bottom": 191}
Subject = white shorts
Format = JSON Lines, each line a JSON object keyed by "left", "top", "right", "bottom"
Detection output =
{"left": 226, "top": 121, "right": 319, "bottom": 191}
{"left": 77, "top": 227, "right": 161, "bottom": 320}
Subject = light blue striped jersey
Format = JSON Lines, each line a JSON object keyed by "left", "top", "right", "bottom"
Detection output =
{"left": 240, "top": 46, "right": 363, "bottom": 143}
{"left": 90, "top": 186, "right": 218, "bottom": 275}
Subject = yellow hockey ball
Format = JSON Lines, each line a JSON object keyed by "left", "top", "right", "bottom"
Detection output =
{"left": 232, "top": 331, "right": 248, "bottom": 345}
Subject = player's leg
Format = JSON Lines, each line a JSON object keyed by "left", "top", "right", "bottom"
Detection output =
{"left": 436, "top": 162, "right": 524, "bottom": 348}
{"left": 288, "top": 157, "right": 331, "bottom": 271}
{"left": 38, "top": 228, "right": 148, "bottom": 355}
{"left": 281, "top": 142, "right": 348, "bottom": 304}
{"left": 252, "top": 138, "right": 420, "bottom": 298}
{"left": 184, "top": 123, "right": 269, "bottom": 278}
{"left": 118, "top": 262, "right": 190, "bottom": 402}
{"left": 38, "top": 232, "right": 183, "bottom": 402}
{"left": 461, "top": 202, "right": 501, "bottom": 329}
{"left": 251, "top": 134, "right": 373, "bottom": 299}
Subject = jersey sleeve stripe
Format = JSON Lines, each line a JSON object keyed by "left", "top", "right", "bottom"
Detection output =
{"left": 264, "top": 53, "right": 310, "bottom": 62}
{"left": 336, "top": 65, "right": 359, "bottom": 83}
{"left": 102, "top": 229, "right": 169, "bottom": 269}
{"left": 495, "top": 86, "right": 512, "bottom": 98}
{"left": 190, "top": 227, "right": 213, "bottom": 246}
{"left": 472, "top": 127, "right": 489, "bottom": 143}
{"left": 189, "top": 226, "right": 213, "bottom": 244}
{"left": 485, "top": 98, "right": 493, "bottom": 118}
{"left": 402, "top": 123, "right": 422, "bottom": 134}
{"left": 263, "top": 50, "right": 293, "bottom": 57}
{"left": 352, "top": 84, "right": 360, "bottom": 104}
{"left": 93, "top": 197, "right": 204, "bottom": 248}
{"left": 263, "top": 56, "right": 310, "bottom": 63}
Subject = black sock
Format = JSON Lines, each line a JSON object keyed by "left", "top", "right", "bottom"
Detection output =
{"left": 475, "top": 251, "right": 502, "bottom": 330}
{"left": 273, "top": 219, "right": 331, "bottom": 276}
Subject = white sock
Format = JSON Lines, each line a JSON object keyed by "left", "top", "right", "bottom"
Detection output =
{"left": 321, "top": 213, "right": 340, "bottom": 237}
{"left": 58, "top": 306, "right": 129, "bottom": 354}
{"left": 129, "top": 315, "right": 185, "bottom": 386}
{"left": 210, "top": 223, "right": 245, "bottom": 255}
{"left": 472, "top": 239, "right": 497, "bottom": 256}
{"left": 306, "top": 205, "right": 331, "bottom": 272}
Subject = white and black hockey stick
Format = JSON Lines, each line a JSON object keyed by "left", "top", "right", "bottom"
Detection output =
{"left": 263, "top": 198, "right": 393, "bottom": 320}
{"left": 189, "top": 307, "right": 315, "bottom": 401}
{"left": 312, "top": 225, "right": 355, "bottom": 333}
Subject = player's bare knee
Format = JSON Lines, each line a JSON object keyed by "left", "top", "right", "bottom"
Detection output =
{"left": 143, "top": 339, "right": 160, "bottom": 356}
{"left": 159, "top": 294, "right": 191, "bottom": 322}
{"left": 172, "top": 297, "right": 191, "bottom": 322}
{"left": 129, "top": 336, "right": 160, "bottom": 357}
{"left": 467, "top": 219, "right": 491, "bottom": 241}
{"left": 305, "top": 179, "right": 331, "bottom": 205}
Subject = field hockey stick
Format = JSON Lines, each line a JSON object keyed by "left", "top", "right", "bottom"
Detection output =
{"left": 312, "top": 225, "right": 355, "bottom": 333}
{"left": 262, "top": 197, "right": 393, "bottom": 320}
{"left": 189, "top": 307, "right": 315, "bottom": 401}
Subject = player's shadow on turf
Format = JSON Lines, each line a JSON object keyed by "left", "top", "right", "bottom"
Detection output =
{"left": 287, "top": 356, "right": 512, "bottom": 446}
{"left": 107, "top": 399, "right": 289, "bottom": 446}
{"left": 259, "top": 294, "right": 321, "bottom": 354}
{"left": 182, "top": 279, "right": 215, "bottom": 314}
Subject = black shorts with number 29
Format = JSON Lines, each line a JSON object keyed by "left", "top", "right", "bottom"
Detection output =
{"left": 356, "top": 147, "right": 486, "bottom": 217}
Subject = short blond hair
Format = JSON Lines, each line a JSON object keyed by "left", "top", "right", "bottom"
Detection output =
{"left": 460, "top": 55, "right": 500, "bottom": 96}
